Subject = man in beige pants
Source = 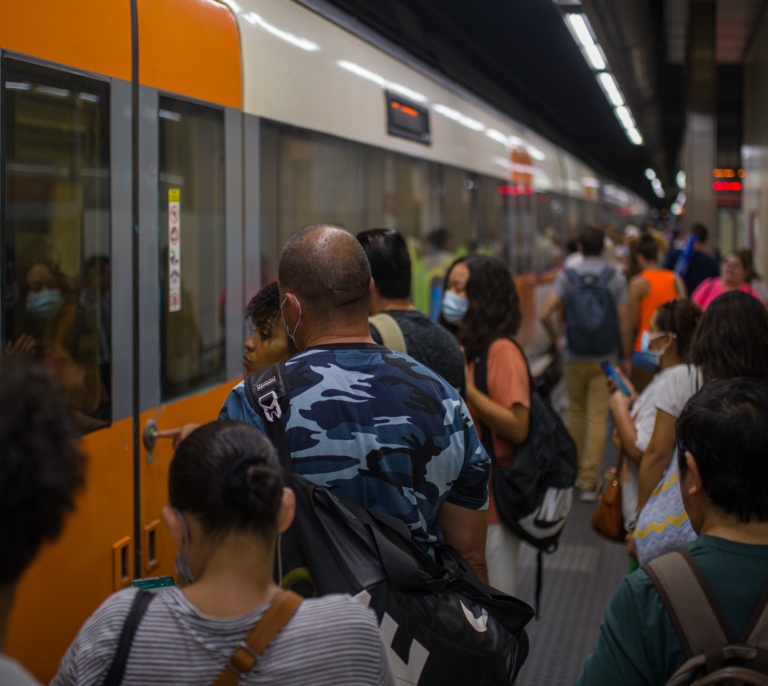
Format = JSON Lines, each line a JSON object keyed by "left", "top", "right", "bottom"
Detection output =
{"left": 540, "top": 226, "right": 632, "bottom": 501}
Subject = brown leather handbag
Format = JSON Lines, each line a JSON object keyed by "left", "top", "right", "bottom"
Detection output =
{"left": 591, "top": 451, "right": 626, "bottom": 543}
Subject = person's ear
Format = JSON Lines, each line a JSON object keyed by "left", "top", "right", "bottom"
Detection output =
{"left": 278, "top": 487, "right": 296, "bottom": 534}
{"left": 370, "top": 276, "right": 376, "bottom": 296}
{"left": 684, "top": 451, "right": 704, "bottom": 496}
{"left": 162, "top": 505, "right": 184, "bottom": 551}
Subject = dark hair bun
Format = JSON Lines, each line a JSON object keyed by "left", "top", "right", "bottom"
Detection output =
{"left": 220, "top": 456, "right": 283, "bottom": 523}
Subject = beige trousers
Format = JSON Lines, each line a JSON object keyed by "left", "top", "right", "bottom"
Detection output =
{"left": 564, "top": 359, "right": 611, "bottom": 492}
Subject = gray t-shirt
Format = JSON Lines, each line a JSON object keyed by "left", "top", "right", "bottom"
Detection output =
{"left": 0, "top": 654, "right": 41, "bottom": 686}
{"left": 53, "top": 588, "right": 395, "bottom": 686}
{"left": 553, "top": 256, "right": 629, "bottom": 361}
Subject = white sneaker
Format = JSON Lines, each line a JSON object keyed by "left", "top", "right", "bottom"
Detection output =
{"left": 579, "top": 490, "right": 598, "bottom": 503}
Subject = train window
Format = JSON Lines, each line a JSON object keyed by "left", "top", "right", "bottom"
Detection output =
{"left": 2, "top": 58, "right": 111, "bottom": 432}
{"left": 442, "top": 167, "right": 473, "bottom": 253}
{"left": 158, "top": 97, "right": 225, "bottom": 401}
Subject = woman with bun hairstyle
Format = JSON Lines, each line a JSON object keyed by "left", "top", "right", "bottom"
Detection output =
{"left": 54, "top": 421, "right": 394, "bottom": 686}
{"left": 441, "top": 254, "right": 529, "bottom": 597}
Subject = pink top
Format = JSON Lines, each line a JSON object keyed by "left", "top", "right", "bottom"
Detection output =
{"left": 691, "top": 277, "right": 763, "bottom": 310}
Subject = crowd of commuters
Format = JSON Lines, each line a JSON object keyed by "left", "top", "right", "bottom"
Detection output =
{"left": 3, "top": 217, "right": 768, "bottom": 685}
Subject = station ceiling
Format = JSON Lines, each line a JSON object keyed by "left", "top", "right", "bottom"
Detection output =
{"left": 321, "top": 0, "right": 663, "bottom": 204}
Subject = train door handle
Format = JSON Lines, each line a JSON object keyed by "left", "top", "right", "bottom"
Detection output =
{"left": 112, "top": 536, "right": 133, "bottom": 590}
{"left": 143, "top": 419, "right": 157, "bottom": 451}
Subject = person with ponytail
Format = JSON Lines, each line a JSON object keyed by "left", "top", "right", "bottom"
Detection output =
{"left": 54, "top": 421, "right": 394, "bottom": 686}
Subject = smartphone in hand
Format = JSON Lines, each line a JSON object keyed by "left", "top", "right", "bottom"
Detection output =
{"left": 600, "top": 361, "right": 631, "bottom": 396}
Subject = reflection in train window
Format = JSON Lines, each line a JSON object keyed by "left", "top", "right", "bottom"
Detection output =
{"left": 3, "top": 59, "right": 111, "bottom": 432}
{"left": 158, "top": 98, "right": 225, "bottom": 401}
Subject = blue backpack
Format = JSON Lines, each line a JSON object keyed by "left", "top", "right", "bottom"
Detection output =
{"left": 564, "top": 267, "right": 618, "bottom": 356}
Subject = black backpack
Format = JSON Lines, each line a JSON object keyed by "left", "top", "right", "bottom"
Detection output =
{"left": 563, "top": 267, "right": 618, "bottom": 356}
{"left": 243, "top": 362, "right": 535, "bottom": 686}
{"left": 474, "top": 338, "right": 578, "bottom": 615}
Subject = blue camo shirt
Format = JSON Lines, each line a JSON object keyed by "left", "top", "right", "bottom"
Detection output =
{"left": 218, "top": 343, "right": 489, "bottom": 548}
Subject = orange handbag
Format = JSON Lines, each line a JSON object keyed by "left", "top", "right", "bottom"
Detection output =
{"left": 591, "top": 450, "right": 626, "bottom": 543}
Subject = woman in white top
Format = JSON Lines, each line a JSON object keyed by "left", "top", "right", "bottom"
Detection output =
{"left": 607, "top": 300, "right": 702, "bottom": 553}
{"left": 54, "top": 421, "right": 394, "bottom": 686}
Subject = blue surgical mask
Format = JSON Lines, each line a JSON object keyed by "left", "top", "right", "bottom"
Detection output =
{"left": 641, "top": 330, "right": 668, "bottom": 360}
{"left": 26, "top": 289, "right": 63, "bottom": 318}
{"left": 442, "top": 291, "right": 468, "bottom": 324}
{"left": 280, "top": 295, "right": 302, "bottom": 351}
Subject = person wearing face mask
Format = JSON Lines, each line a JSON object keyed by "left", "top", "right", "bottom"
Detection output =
{"left": 605, "top": 300, "right": 702, "bottom": 568}
{"left": 54, "top": 421, "right": 395, "bottom": 686}
{"left": 691, "top": 251, "right": 764, "bottom": 310}
{"left": 441, "top": 255, "right": 530, "bottom": 596}
{"left": 243, "top": 282, "right": 297, "bottom": 375}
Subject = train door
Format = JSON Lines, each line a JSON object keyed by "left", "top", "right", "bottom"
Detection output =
{"left": 1, "top": 54, "right": 135, "bottom": 682}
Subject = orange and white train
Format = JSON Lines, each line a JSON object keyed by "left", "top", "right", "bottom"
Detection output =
{"left": 0, "top": 0, "right": 647, "bottom": 679}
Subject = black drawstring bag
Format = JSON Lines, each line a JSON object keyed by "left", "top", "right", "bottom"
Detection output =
{"left": 244, "top": 361, "right": 534, "bottom": 686}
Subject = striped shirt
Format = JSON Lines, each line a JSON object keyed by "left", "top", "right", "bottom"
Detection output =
{"left": 53, "top": 588, "right": 395, "bottom": 686}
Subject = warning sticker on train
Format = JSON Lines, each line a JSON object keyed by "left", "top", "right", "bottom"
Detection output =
{"left": 168, "top": 189, "right": 181, "bottom": 312}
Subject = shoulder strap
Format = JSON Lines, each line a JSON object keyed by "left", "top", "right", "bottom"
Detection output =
{"left": 212, "top": 590, "right": 302, "bottom": 686}
{"left": 643, "top": 549, "right": 735, "bottom": 659}
{"left": 369, "top": 313, "right": 408, "bottom": 354}
{"left": 597, "top": 267, "right": 615, "bottom": 285}
{"left": 564, "top": 268, "right": 581, "bottom": 286}
{"left": 741, "top": 581, "right": 768, "bottom": 648}
{"left": 101, "top": 590, "right": 155, "bottom": 686}
{"left": 243, "top": 362, "right": 293, "bottom": 475}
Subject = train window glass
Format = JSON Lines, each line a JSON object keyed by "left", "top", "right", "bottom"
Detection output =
{"left": 158, "top": 97, "right": 225, "bottom": 401}
{"left": 442, "top": 166, "right": 473, "bottom": 253}
{"left": 475, "top": 176, "right": 506, "bottom": 260}
{"left": 3, "top": 59, "right": 111, "bottom": 432}
{"left": 259, "top": 122, "right": 280, "bottom": 285}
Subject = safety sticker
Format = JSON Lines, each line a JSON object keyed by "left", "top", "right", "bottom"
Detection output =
{"left": 168, "top": 189, "right": 181, "bottom": 312}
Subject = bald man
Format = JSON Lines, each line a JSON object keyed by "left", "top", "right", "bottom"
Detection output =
{"left": 219, "top": 225, "right": 490, "bottom": 581}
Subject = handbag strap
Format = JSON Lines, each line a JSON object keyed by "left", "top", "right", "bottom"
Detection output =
{"left": 101, "top": 590, "right": 155, "bottom": 686}
{"left": 212, "top": 590, "right": 302, "bottom": 686}
{"left": 369, "top": 313, "right": 408, "bottom": 354}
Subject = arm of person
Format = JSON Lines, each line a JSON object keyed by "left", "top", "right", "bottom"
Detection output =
{"left": 609, "top": 391, "right": 643, "bottom": 464}
{"left": 674, "top": 273, "right": 688, "bottom": 299}
{"left": 465, "top": 385, "right": 530, "bottom": 445}
{"left": 436, "top": 501, "right": 489, "bottom": 584}
{"left": 539, "top": 291, "right": 563, "bottom": 345}
{"left": 616, "top": 302, "right": 633, "bottom": 375}
{"left": 636, "top": 409, "right": 677, "bottom": 512}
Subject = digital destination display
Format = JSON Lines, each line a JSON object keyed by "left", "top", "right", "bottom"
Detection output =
{"left": 386, "top": 92, "right": 431, "bottom": 145}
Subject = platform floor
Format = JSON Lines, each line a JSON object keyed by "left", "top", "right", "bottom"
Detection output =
{"left": 514, "top": 428, "right": 628, "bottom": 686}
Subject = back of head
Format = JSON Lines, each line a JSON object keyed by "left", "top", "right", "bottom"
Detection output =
{"left": 579, "top": 226, "right": 604, "bottom": 257}
{"left": 636, "top": 233, "right": 659, "bottom": 262}
{"left": 690, "top": 291, "right": 768, "bottom": 382}
{"left": 169, "top": 421, "right": 284, "bottom": 539}
{"left": 357, "top": 229, "right": 411, "bottom": 300}
{"left": 279, "top": 225, "right": 371, "bottom": 328}
{"left": 655, "top": 299, "right": 703, "bottom": 362}
{"left": 246, "top": 281, "right": 280, "bottom": 328}
{"left": 692, "top": 223, "right": 708, "bottom": 245}
{"left": 677, "top": 377, "right": 768, "bottom": 522}
{"left": 0, "top": 360, "right": 84, "bottom": 586}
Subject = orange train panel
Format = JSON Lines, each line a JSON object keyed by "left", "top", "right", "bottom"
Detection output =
{"left": 138, "top": 0, "right": 242, "bottom": 109}
{"left": 0, "top": 1, "right": 132, "bottom": 80}
{"left": 5, "top": 417, "right": 134, "bottom": 684}
{"left": 139, "top": 380, "right": 240, "bottom": 582}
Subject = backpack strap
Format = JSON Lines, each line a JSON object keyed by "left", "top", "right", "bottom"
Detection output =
{"left": 243, "top": 362, "right": 293, "bottom": 476}
{"left": 101, "top": 590, "right": 155, "bottom": 686}
{"left": 597, "top": 267, "right": 616, "bottom": 286}
{"left": 644, "top": 549, "right": 735, "bottom": 660}
{"left": 212, "top": 590, "right": 302, "bottom": 686}
{"left": 564, "top": 268, "right": 581, "bottom": 286}
{"left": 739, "top": 580, "right": 768, "bottom": 676}
{"left": 369, "top": 313, "right": 408, "bottom": 354}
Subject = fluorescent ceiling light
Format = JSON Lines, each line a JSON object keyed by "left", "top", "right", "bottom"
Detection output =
{"left": 626, "top": 126, "right": 644, "bottom": 145}
{"left": 645, "top": 168, "right": 656, "bottom": 180}
{"left": 433, "top": 104, "right": 485, "bottom": 131}
{"left": 651, "top": 178, "right": 662, "bottom": 190}
{"left": 567, "top": 14, "right": 594, "bottom": 49}
{"left": 677, "top": 170, "right": 687, "bottom": 188}
{"left": 36, "top": 86, "right": 69, "bottom": 97}
{"left": 338, "top": 61, "right": 427, "bottom": 103}
{"left": 676, "top": 192, "right": 686, "bottom": 204}
{"left": 243, "top": 12, "right": 319, "bottom": 51}
{"left": 598, "top": 73, "right": 623, "bottom": 107}
{"left": 159, "top": 110, "right": 182, "bottom": 121}
{"left": 486, "top": 129, "right": 508, "bottom": 144}
{"left": 6, "top": 82, "right": 31, "bottom": 90}
{"left": 79, "top": 93, "right": 100, "bottom": 103}
{"left": 654, "top": 186, "right": 665, "bottom": 198}
{"left": 671, "top": 202, "right": 682, "bottom": 215}
{"left": 615, "top": 106, "right": 634, "bottom": 130}
{"left": 528, "top": 146, "right": 546, "bottom": 161}
{"left": 584, "top": 44, "right": 606, "bottom": 70}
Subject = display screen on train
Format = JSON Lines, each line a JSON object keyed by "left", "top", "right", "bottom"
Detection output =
{"left": 386, "top": 92, "right": 431, "bottom": 145}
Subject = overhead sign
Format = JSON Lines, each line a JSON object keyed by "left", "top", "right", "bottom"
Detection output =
{"left": 168, "top": 189, "right": 181, "bottom": 312}
{"left": 386, "top": 91, "right": 430, "bottom": 145}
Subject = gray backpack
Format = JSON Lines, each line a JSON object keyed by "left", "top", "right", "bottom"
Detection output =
{"left": 563, "top": 267, "right": 618, "bottom": 356}
{"left": 644, "top": 548, "right": 768, "bottom": 686}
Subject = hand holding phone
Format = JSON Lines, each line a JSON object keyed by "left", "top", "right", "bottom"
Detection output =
{"left": 600, "top": 361, "right": 631, "bottom": 397}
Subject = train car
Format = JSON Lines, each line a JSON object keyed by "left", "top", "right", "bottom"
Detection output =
{"left": 0, "top": 0, "right": 648, "bottom": 679}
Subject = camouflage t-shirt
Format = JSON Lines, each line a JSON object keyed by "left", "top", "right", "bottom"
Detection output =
{"left": 218, "top": 343, "right": 489, "bottom": 549}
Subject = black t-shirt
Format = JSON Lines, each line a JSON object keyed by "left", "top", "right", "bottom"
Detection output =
{"left": 663, "top": 249, "right": 720, "bottom": 296}
{"left": 369, "top": 309, "right": 465, "bottom": 396}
